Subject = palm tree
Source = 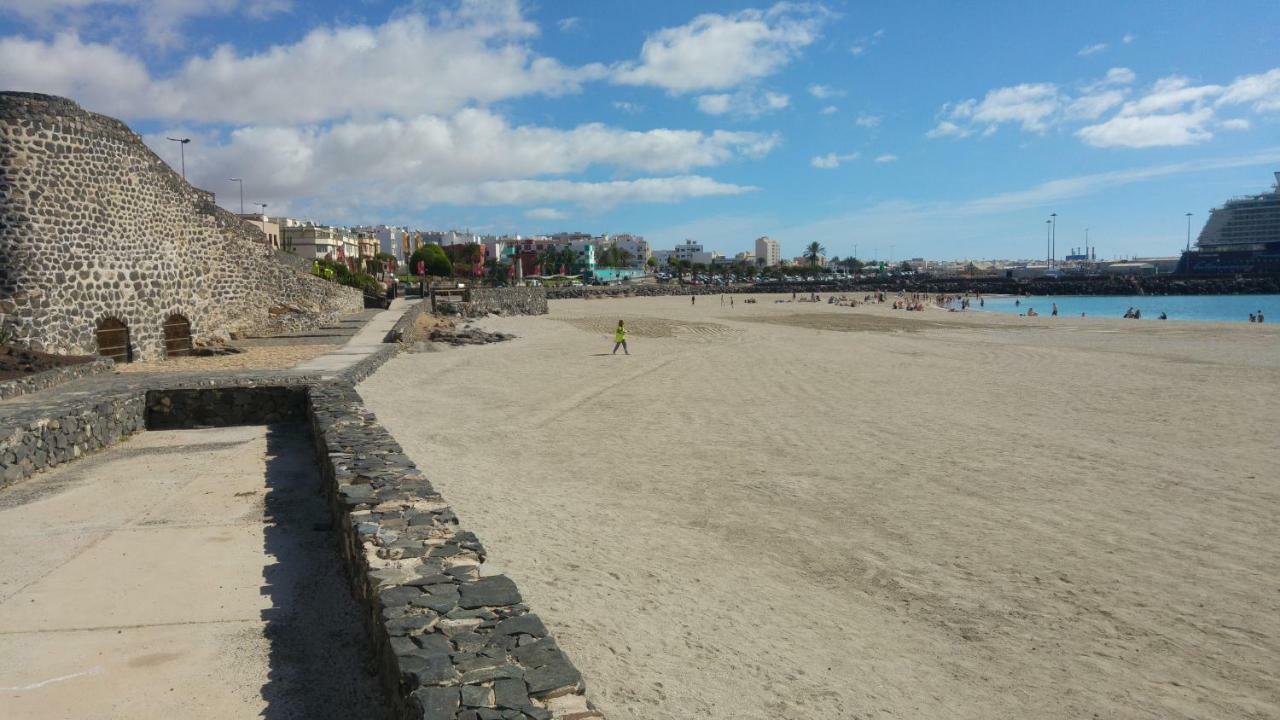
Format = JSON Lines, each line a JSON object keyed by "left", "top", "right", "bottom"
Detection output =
{"left": 803, "top": 241, "right": 826, "bottom": 269}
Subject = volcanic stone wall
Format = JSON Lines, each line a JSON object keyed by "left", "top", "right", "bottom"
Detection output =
{"left": 0, "top": 92, "right": 363, "bottom": 361}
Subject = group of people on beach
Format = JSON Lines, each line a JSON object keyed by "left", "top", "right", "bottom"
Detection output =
{"left": 1249, "top": 310, "right": 1266, "bottom": 322}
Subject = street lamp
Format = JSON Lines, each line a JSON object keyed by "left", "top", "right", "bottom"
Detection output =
{"left": 166, "top": 137, "right": 190, "bottom": 179}
{"left": 1185, "top": 212, "right": 1193, "bottom": 252}
{"left": 258, "top": 203, "right": 268, "bottom": 215}
{"left": 228, "top": 178, "right": 244, "bottom": 214}
{"left": 1050, "top": 212, "right": 1057, "bottom": 269}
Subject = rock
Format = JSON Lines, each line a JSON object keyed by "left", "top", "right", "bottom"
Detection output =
{"left": 459, "top": 576, "right": 522, "bottom": 608}
{"left": 411, "top": 686, "right": 459, "bottom": 720}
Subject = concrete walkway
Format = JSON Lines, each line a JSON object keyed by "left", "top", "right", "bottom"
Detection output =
{"left": 292, "top": 298, "right": 420, "bottom": 377}
{"left": 0, "top": 425, "right": 384, "bottom": 719}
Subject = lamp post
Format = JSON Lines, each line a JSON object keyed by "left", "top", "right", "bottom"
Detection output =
{"left": 166, "top": 137, "right": 190, "bottom": 179}
{"left": 228, "top": 178, "right": 244, "bottom": 214}
{"left": 1050, "top": 212, "right": 1057, "bottom": 269}
{"left": 1185, "top": 212, "right": 1193, "bottom": 252}
{"left": 258, "top": 203, "right": 268, "bottom": 215}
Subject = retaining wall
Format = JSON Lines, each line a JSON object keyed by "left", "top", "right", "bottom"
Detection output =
{"left": 0, "top": 92, "right": 364, "bottom": 360}
{"left": 0, "top": 357, "right": 114, "bottom": 400}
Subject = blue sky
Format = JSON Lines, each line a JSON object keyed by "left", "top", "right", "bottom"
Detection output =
{"left": 1, "top": 0, "right": 1278, "bottom": 261}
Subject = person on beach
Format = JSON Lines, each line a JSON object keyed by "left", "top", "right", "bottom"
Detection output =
{"left": 1051, "top": 303, "right": 1059, "bottom": 317}
{"left": 1250, "top": 313, "right": 1257, "bottom": 322}
{"left": 1258, "top": 310, "right": 1265, "bottom": 323}
{"left": 691, "top": 295, "right": 696, "bottom": 305}
{"left": 612, "top": 320, "right": 629, "bottom": 355}
{"left": 1159, "top": 311, "right": 1168, "bottom": 320}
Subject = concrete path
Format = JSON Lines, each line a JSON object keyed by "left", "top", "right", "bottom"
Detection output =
{"left": 292, "top": 298, "right": 420, "bottom": 376}
{"left": 0, "top": 425, "right": 384, "bottom": 719}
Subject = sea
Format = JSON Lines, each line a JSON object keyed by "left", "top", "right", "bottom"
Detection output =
{"left": 974, "top": 294, "right": 1280, "bottom": 323}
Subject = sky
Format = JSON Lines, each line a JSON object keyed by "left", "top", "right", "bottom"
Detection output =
{"left": 1, "top": 0, "right": 1278, "bottom": 262}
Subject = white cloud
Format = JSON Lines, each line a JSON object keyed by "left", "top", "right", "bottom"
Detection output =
{"left": 1077, "top": 108, "right": 1215, "bottom": 148}
{"left": 1120, "top": 76, "right": 1222, "bottom": 116}
{"left": 849, "top": 45, "right": 865, "bottom": 56}
{"left": 143, "top": 109, "right": 774, "bottom": 210}
{"left": 0, "top": 0, "right": 292, "bottom": 47}
{"left": 1217, "top": 68, "right": 1280, "bottom": 113}
{"left": 926, "top": 120, "right": 969, "bottom": 139}
{"left": 526, "top": 207, "right": 568, "bottom": 220}
{"left": 855, "top": 113, "right": 881, "bottom": 128}
{"left": 810, "top": 152, "right": 858, "bottom": 169}
{"left": 557, "top": 16, "right": 582, "bottom": 33}
{"left": 1078, "top": 43, "right": 1108, "bottom": 57}
{"left": 1122, "top": 33, "right": 1135, "bottom": 44}
{"left": 612, "top": 100, "right": 642, "bottom": 113}
{"left": 1065, "top": 89, "right": 1127, "bottom": 120}
{"left": 820, "top": 105, "right": 837, "bottom": 115}
{"left": 945, "top": 82, "right": 1061, "bottom": 133}
{"left": 695, "top": 89, "right": 790, "bottom": 117}
{"left": 0, "top": 12, "right": 608, "bottom": 123}
{"left": 928, "top": 66, "right": 1280, "bottom": 147}
{"left": 612, "top": 3, "right": 828, "bottom": 93}
{"left": 874, "top": 153, "right": 897, "bottom": 163}
{"left": 807, "top": 83, "right": 843, "bottom": 99}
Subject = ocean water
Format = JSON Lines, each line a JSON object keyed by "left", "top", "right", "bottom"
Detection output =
{"left": 975, "top": 294, "right": 1280, "bottom": 323}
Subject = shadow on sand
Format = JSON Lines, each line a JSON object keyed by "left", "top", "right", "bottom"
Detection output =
{"left": 259, "top": 424, "right": 387, "bottom": 719}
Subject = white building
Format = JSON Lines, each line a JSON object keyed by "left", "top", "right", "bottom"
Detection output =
{"left": 669, "top": 239, "right": 718, "bottom": 264}
{"left": 610, "top": 234, "right": 651, "bottom": 266}
{"left": 352, "top": 225, "right": 409, "bottom": 264}
{"left": 755, "top": 236, "right": 781, "bottom": 266}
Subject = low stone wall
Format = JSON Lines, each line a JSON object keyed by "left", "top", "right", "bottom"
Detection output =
{"left": 386, "top": 301, "right": 432, "bottom": 344}
{"left": 309, "top": 382, "right": 599, "bottom": 719}
{"left": 0, "top": 357, "right": 114, "bottom": 400}
{"left": 468, "top": 288, "right": 548, "bottom": 316}
{"left": 0, "top": 389, "right": 144, "bottom": 487}
{"left": 145, "top": 386, "right": 308, "bottom": 430}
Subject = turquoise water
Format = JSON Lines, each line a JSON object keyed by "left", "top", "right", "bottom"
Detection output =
{"left": 976, "top": 294, "right": 1279, "bottom": 323}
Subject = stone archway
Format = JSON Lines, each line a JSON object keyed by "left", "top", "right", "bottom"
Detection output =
{"left": 96, "top": 317, "right": 131, "bottom": 363}
{"left": 162, "top": 313, "right": 193, "bottom": 357}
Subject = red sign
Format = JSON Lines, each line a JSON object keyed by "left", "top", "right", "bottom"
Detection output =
{"left": 417, "top": 260, "right": 425, "bottom": 275}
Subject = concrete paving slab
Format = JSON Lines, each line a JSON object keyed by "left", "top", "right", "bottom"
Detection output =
{"left": 0, "top": 424, "right": 386, "bottom": 719}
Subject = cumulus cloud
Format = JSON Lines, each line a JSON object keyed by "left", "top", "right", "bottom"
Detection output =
{"left": 929, "top": 66, "right": 1278, "bottom": 148}
{"left": 695, "top": 89, "right": 790, "bottom": 117}
{"left": 557, "top": 16, "right": 582, "bottom": 32}
{"left": 1078, "top": 43, "right": 1108, "bottom": 57}
{"left": 0, "top": 12, "right": 608, "bottom": 123}
{"left": 820, "top": 105, "right": 837, "bottom": 115}
{"left": 142, "top": 109, "right": 774, "bottom": 210}
{"left": 612, "top": 3, "right": 829, "bottom": 93}
{"left": 874, "top": 153, "right": 897, "bottom": 163}
{"left": 855, "top": 113, "right": 881, "bottom": 128}
{"left": 810, "top": 152, "right": 858, "bottom": 169}
{"left": 1077, "top": 109, "right": 1215, "bottom": 148}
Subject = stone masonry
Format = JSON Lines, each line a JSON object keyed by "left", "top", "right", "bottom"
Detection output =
{"left": 0, "top": 92, "right": 364, "bottom": 361}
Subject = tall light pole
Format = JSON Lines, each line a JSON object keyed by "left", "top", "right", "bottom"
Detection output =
{"left": 1049, "top": 212, "right": 1057, "bottom": 269}
{"left": 1185, "top": 212, "right": 1193, "bottom": 252}
{"left": 166, "top": 137, "right": 190, "bottom": 179}
{"left": 229, "top": 178, "right": 244, "bottom": 214}
{"left": 258, "top": 203, "right": 268, "bottom": 215}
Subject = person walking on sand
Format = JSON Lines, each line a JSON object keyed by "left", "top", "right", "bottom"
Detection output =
{"left": 1051, "top": 303, "right": 1058, "bottom": 317}
{"left": 612, "top": 320, "right": 629, "bottom": 355}
{"left": 691, "top": 294, "right": 696, "bottom": 305}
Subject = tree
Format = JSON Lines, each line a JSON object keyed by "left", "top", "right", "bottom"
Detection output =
{"left": 803, "top": 241, "right": 826, "bottom": 269}
{"left": 646, "top": 256, "right": 657, "bottom": 272}
{"left": 409, "top": 243, "right": 452, "bottom": 277}
{"left": 898, "top": 260, "right": 914, "bottom": 273}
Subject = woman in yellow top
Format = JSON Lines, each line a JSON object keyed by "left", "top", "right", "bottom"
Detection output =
{"left": 612, "top": 320, "right": 629, "bottom": 355}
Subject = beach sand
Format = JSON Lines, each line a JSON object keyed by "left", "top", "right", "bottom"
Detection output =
{"left": 358, "top": 294, "right": 1280, "bottom": 720}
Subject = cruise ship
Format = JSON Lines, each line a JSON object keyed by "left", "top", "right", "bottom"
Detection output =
{"left": 1177, "top": 172, "right": 1280, "bottom": 274}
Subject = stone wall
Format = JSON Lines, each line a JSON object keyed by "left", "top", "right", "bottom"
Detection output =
{"left": 0, "top": 388, "right": 144, "bottom": 487}
{"left": 0, "top": 357, "right": 113, "bottom": 400}
{"left": 438, "top": 287, "right": 548, "bottom": 318}
{"left": 0, "top": 92, "right": 364, "bottom": 361}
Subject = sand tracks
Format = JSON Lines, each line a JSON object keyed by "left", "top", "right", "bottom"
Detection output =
{"left": 559, "top": 316, "right": 740, "bottom": 341}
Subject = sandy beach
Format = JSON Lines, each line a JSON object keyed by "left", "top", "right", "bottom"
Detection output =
{"left": 358, "top": 294, "right": 1280, "bottom": 720}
